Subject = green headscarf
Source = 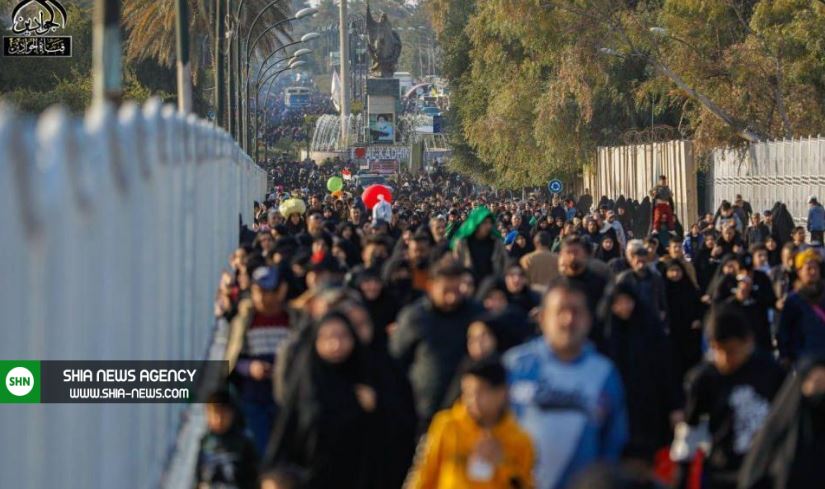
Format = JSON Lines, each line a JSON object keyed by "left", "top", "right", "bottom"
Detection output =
{"left": 450, "top": 206, "right": 501, "bottom": 250}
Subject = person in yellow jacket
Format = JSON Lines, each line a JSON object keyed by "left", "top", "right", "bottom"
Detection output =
{"left": 407, "top": 356, "right": 535, "bottom": 489}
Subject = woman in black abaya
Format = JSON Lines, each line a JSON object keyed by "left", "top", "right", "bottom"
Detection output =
{"left": 264, "top": 312, "right": 376, "bottom": 489}
{"left": 694, "top": 232, "right": 720, "bottom": 295}
{"left": 338, "top": 301, "right": 417, "bottom": 489}
{"left": 638, "top": 197, "right": 652, "bottom": 237}
{"left": 597, "top": 282, "right": 678, "bottom": 461}
{"left": 662, "top": 259, "right": 704, "bottom": 385}
{"left": 594, "top": 235, "right": 621, "bottom": 263}
{"left": 771, "top": 202, "right": 795, "bottom": 246}
{"left": 353, "top": 267, "right": 400, "bottom": 352}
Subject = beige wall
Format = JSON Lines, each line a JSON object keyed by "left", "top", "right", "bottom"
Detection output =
{"left": 586, "top": 140, "right": 698, "bottom": 228}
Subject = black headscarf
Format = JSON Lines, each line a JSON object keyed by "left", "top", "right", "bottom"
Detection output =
{"left": 707, "top": 254, "right": 739, "bottom": 302}
{"left": 285, "top": 214, "right": 305, "bottom": 236}
{"left": 739, "top": 357, "right": 825, "bottom": 489}
{"left": 771, "top": 202, "right": 795, "bottom": 246}
{"left": 333, "top": 236, "right": 360, "bottom": 268}
{"left": 336, "top": 222, "right": 362, "bottom": 259}
{"left": 578, "top": 193, "right": 594, "bottom": 215}
{"left": 264, "top": 312, "right": 373, "bottom": 489}
{"left": 638, "top": 197, "right": 652, "bottom": 237}
{"left": 440, "top": 310, "right": 534, "bottom": 409}
{"left": 508, "top": 232, "right": 532, "bottom": 261}
{"left": 594, "top": 235, "right": 621, "bottom": 262}
{"left": 597, "top": 281, "right": 677, "bottom": 460}
{"left": 662, "top": 259, "right": 704, "bottom": 385}
{"left": 694, "top": 236, "right": 719, "bottom": 293}
{"left": 354, "top": 267, "right": 400, "bottom": 351}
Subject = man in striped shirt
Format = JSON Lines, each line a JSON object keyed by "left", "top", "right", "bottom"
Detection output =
{"left": 226, "top": 266, "right": 291, "bottom": 454}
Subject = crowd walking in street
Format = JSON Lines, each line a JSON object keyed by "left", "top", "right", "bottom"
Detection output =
{"left": 197, "top": 160, "right": 825, "bottom": 489}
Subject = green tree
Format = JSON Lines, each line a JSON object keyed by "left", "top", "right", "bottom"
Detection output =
{"left": 428, "top": 0, "right": 825, "bottom": 187}
{"left": 0, "top": 2, "right": 184, "bottom": 113}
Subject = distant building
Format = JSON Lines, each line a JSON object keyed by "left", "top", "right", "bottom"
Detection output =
{"left": 394, "top": 71, "right": 414, "bottom": 98}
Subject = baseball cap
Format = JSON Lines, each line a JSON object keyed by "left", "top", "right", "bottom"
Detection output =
{"left": 252, "top": 266, "right": 281, "bottom": 291}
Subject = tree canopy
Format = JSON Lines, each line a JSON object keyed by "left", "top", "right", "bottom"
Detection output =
{"left": 428, "top": 0, "right": 825, "bottom": 188}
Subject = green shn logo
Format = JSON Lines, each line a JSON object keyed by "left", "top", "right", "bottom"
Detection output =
{"left": 0, "top": 361, "right": 41, "bottom": 404}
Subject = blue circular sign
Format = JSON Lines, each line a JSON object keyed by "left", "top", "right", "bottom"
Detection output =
{"left": 548, "top": 179, "right": 563, "bottom": 194}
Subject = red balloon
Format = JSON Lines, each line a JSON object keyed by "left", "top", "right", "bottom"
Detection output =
{"left": 361, "top": 184, "right": 393, "bottom": 210}
{"left": 354, "top": 147, "right": 367, "bottom": 158}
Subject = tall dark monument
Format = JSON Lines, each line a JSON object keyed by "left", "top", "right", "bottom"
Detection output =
{"left": 365, "top": 2, "right": 402, "bottom": 146}
{"left": 366, "top": 2, "right": 402, "bottom": 78}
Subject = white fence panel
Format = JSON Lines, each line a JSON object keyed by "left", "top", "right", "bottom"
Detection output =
{"left": 0, "top": 99, "right": 266, "bottom": 489}
{"left": 709, "top": 137, "right": 825, "bottom": 224}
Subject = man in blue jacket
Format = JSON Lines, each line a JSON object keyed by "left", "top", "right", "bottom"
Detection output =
{"left": 807, "top": 196, "right": 825, "bottom": 244}
{"left": 504, "top": 282, "right": 628, "bottom": 489}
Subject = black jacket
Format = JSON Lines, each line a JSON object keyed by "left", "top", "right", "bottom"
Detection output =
{"left": 389, "top": 297, "right": 484, "bottom": 430}
{"left": 196, "top": 420, "right": 258, "bottom": 489}
{"left": 616, "top": 266, "right": 669, "bottom": 325}
{"left": 560, "top": 266, "right": 610, "bottom": 314}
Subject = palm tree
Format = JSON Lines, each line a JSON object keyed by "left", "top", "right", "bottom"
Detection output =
{"left": 123, "top": 0, "right": 293, "bottom": 73}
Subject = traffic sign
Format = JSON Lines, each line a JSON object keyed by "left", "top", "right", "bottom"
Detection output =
{"left": 548, "top": 179, "right": 563, "bottom": 194}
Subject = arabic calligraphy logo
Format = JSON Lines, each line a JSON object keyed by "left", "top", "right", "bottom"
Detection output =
{"left": 12, "top": 0, "right": 67, "bottom": 36}
{"left": 3, "top": 0, "right": 71, "bottom": 57}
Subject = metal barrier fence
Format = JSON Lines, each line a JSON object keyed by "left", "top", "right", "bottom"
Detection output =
{"left": 708, "top": 137, "right": 825, "bottom": 224}
{"left": 585, "top": 140, "right": 699, "bottom": 228}
{"left": 0, "top": 99, "right": 266, "bottom": 488}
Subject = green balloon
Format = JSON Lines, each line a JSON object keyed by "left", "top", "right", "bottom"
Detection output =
{"left": 327, "top": 176, "right": 344, "bottom": 192}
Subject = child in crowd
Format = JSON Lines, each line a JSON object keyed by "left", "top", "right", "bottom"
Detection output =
{"left": 650, "top": 175, "right": 676, "bottom": 234}
{"left": 196, "top": 390, "right": 259, "bottom": 489}
{"left": 671, "top": 305, "right": 785, "bottom": 489}
{"left": 408, "top": 357, "right": 535, "bottom": 489}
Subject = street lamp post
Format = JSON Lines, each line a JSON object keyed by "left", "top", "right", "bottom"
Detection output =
{"left": 93, "top": 0, "right": 122, "bottom": 105}
{"left": 175, "top": 0, "right": 192, "bottom": 113}
{"left": 224, "top": 0, "right": 262, "bottom": 143}
{"left": 255, "top": 60, "right": 305, "bottom": 163}
{"left": 214, "top": 0, "right": 225, "bottom": 127}
{"left": 240, "top": 0, "right": 290, "bottom": 152}
{"left": 242, "top": 6, "right": 317, "bottom": 154}
{"left": 256, "top": 47, "right": 313, "bottom": 87}
{"left": 253, "top": 56, "right": 308, "bottom": 156}
{"left": 339, "top": 0, "right": 350, "bottom": 149}
{"left": 254, "top": 33, "right": 317, "bottom": 88}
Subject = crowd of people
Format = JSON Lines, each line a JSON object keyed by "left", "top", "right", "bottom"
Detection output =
{"left": 196, "top": 160, "right": 825, "bottom": 489}
{"left": 260, "top": 87, "right": 336, "bottom": 148}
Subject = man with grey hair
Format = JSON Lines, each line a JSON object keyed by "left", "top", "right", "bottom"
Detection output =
{"left": 615, "top": 239, "right": 668, "bottom": 323}
{"left": 429, "top": 215, "right": 451, "bottom": 261}
{"left": 604, "top": 209, "right": 627, "bottom": 250}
